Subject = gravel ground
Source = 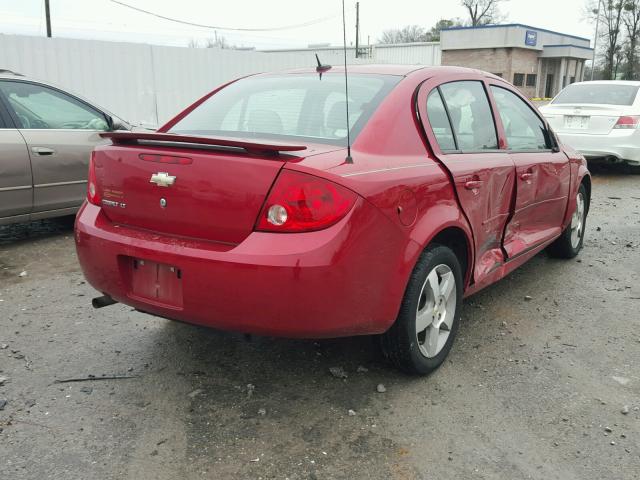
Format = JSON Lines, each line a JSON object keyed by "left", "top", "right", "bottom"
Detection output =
{"left": 1, "top": 166, "right": 639, "bottom": 480}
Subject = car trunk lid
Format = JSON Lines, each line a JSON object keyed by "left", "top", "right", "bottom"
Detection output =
{"left": 542, "top": 104, "right": 635, "bottom": 135}
{"left": 94, "top": 132, "right": 312, "bottom": 244}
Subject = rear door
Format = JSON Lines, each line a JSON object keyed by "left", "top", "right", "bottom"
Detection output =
{"left": 0, "top": 98, "right": 32, "bottom": 221}
{"left": 488, "top": 84, "right": 570, "bottom": 257}
{"left": 0, "top": 80, "right": 110, "bottom": 213}
{"left": 418, "top": 79, "right": 516, "bottom": 284}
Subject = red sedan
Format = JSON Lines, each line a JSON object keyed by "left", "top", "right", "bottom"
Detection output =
{"left": 75, "top": 65, "right": 590, "bottom": 374}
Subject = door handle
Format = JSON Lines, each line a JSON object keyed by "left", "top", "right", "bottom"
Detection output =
{"left": 464, "top": 180, "right": 483, "bottom": 190}
{"left": 519, "top": 172, "right": 533, "bottom": 181}
{"left": 31, "top": 146, "right": 55, "bottom": 155}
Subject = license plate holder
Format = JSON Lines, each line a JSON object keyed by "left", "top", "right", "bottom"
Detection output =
{"left": 128, "top": 258, "right": 183, "bottom": 308}
{"left": 564, "top": 115, "right": 590, "bottom": 129}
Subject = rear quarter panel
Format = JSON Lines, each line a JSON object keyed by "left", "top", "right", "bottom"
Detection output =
{"left": 289, "top": 70, "right": 474, "bottom": 293}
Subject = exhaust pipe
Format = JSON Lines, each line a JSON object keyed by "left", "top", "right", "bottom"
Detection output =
{"left": 92, "top": 295, "right": 117, "bottom": 309}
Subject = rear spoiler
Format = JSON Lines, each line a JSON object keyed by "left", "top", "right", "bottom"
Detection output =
{"left": 100, "top": 132, "right": 307, "bottom": 155}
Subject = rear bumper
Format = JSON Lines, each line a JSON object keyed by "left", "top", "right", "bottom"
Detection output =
{"left": 557, "top": 130, "right": 640, "bottom": 165}
{"left": 75, "top": 201, "right": 412, "bottom": 338}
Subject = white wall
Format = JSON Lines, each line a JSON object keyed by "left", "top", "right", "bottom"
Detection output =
{"left": 0, "top": 34, "right": 374, "bottom": 127}
{"left": 262, "top": 42, "right": 442, "bottom": 67}
{"left": 373, "top": 42, "right": 441, "bottom": 65}
{"left": 0, "top": 35, "right": 442, "bottom": 128}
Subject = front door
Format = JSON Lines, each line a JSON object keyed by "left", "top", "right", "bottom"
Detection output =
{"left": 488, "top": 85, "right": 570, "bottom": 258}
{"left": 0, "top": 80, "right": 110, "bottom": 213}
{"left": 419, "top": 79, "right": 516, "bottom": 284}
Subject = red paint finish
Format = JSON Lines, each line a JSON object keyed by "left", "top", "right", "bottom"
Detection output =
{"left": 76, "top": 66, "right": 588, "bottom": 338}
{"left": 101, "top": 131, "right": 308, "bottom": 153}
{"left": 502, "top": 150, "right": 571, "bottom": 257}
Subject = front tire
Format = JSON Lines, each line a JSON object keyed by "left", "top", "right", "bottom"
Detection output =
{"left": 547, "top": 183, "right": 587, "bottom": 259}
{"left": 381, "top": 244, "right": 463, "bottom": 375}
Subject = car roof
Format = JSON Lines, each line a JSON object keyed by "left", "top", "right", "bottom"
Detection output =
{"left": 278, "top": 64, "right": 498, "bottom": 79}
{"left": 568, "top": 80, "right": 640, "bottom": 87}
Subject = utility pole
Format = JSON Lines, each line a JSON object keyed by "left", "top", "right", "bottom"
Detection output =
{"left": 355, "top": 2, "right": 360, "bottom": 58}
{"left": 590, "top": 0, "right": 601, "bottom": 80}
{"left": 44, "top": 0, "right": 52, "bottom": 37}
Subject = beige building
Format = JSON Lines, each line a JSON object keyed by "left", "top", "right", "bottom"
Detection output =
{"left": 440, "top": 24, "right": 593, "bottom": 98}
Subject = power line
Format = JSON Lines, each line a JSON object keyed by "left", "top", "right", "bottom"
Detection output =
{"left": 109, "top": 0, "right": 339, "bottom": 32}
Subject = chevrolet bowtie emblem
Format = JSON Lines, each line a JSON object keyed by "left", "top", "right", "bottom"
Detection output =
{"left": 150, "top": 172, "right": 176, "bottom": 187}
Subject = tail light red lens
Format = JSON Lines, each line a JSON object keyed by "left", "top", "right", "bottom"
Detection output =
{"left": 87, "top": 150, "right": 101, "bottom": 206}
{"left": 255, "top": 170, "right": 357, "bottom": 233}
{"left": 613, "top": 116, "right": 640, "bottom": 129}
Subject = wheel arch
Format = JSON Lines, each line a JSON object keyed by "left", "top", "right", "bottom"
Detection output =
{"left": 427, "top": 226, "right": 473, "bottom": 288}
{"left": 580, "top": 173, "right": 592, "bottom": 213}
{"left": 408, "top": 212, "right": 474, "bottom": 290}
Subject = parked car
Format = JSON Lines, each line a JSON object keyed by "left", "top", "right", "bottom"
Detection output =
{"left": 0, "top": 69, "right": 132, "bottom": 225}
{"left": 539, "top": 80, "right": 640, "bottom": 172}
{"left": 75, "top": 65, "right": 590, "bottom": 374}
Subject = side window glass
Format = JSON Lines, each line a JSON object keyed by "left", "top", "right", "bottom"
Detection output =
{"left": 0, "top": 81, "right": 108, "bottom": 130}
{"left": 490, "top": 86, "right": 549, "bottom": 150}
{"left": 439, "top": 81, "right": 498, "bottom": 152}
{"left": 426, "top": 89, "right": 456, "bottom": 151}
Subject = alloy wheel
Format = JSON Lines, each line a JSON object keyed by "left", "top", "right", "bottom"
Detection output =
{"left": 415, "top": 264, "right": 457, "bottom": 358}
{"left": 570, "top": 191, "right": 585, "bottom": 249}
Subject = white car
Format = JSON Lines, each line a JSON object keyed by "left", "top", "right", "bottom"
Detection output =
{"left": 539, "top": 81, "right": 640, "bottom": 172}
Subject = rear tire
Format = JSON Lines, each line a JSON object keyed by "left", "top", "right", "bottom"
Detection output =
{"left": 547, "top": 183, "right": 587, "bottom": 259}
{"left": 380, "top": 244, "right": 463, "bottom": 375}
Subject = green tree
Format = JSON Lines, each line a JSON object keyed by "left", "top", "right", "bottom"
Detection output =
{"left": 589, "top": 0, "right": 625, "bottom": 79}
{"left": 622, "top": 0, "right": 640, "bottom": 79}
{"left": 427, "top": 19, "right": 464, "bottom": 41}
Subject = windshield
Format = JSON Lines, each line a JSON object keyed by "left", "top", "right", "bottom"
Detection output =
{"left": 552, "top": 83, "right": 639, "bottom": 106}
{"left": 169, "top": 73, "right": 401, "bottom": 145}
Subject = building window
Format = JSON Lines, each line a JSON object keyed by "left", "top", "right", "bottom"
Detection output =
{"left": 526, "top": 74, "right": 537, "bottom": 87}
{"left": 513, "top": 73, "right": 525, "bottom": 87}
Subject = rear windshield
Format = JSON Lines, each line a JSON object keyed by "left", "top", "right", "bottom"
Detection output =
{"left": 169, "top": 73, "right": 401, "bottom": 145}
{"left": 552, "top": 83, "right": 639, "bottom": 106}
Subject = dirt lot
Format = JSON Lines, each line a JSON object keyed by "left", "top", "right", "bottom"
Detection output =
{"left": 1, "top": 166, "right": 639, "bottom": 480}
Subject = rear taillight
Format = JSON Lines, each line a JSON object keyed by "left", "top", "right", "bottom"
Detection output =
{"left": 255, "top": 170, "right": 357, "bottom": 233}
{"left": 613, "top": 115, "right": 640, "bottom": 129}
{"left": 87, "top": 150, "right": 101, "bottom": 206}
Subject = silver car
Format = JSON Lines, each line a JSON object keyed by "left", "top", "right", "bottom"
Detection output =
{"left": 539, "top": 80, "right": 640, "bottom": 172}
{"left": 0, "top": 69, "right": 132, "bottom": 225}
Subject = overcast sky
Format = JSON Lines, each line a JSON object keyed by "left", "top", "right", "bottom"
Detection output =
{"left": 0, "top": 0, "right": 594, "bottom": 49}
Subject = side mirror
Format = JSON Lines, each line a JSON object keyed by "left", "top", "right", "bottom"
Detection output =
{"left": 105, "top": 114, "right": 126, "bottom": 131}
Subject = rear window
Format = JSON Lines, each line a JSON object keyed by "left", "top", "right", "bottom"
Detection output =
{"left": 552, "top": 83, "right": 640, "bottom": 106}
{"left": 169, "top": 73, "right": 400, "bottom": 145}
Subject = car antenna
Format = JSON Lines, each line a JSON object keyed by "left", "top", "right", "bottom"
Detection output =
{"left": 315, "top": 53, "right": 331, "bottom": 79}
{"left": 341, "top": 0, "right": 353, "bottom": 164}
